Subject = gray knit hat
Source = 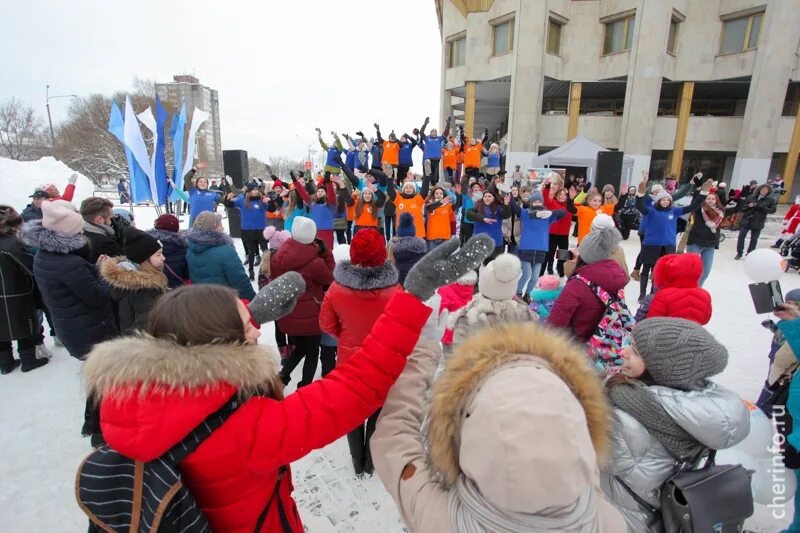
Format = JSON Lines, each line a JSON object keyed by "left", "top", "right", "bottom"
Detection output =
{"left": 579, "top": 214, "right": 621, "bottom": 264}
{"left": 632, "top": 317, "right": 728, "bottom": 390}
{"left": 193, "top": 211, "right": 223, "bottom": 232}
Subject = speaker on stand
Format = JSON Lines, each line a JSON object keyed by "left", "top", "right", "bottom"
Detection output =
{"left": 223, "top": 150, "right": 249, "bottom": 238}
{"left": 595, "top": 151, "right": 625, "bottom": 193}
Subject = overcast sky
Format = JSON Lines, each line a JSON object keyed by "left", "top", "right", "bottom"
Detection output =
{"left": 2, "top": 0, "right": 443, "bottom": 162}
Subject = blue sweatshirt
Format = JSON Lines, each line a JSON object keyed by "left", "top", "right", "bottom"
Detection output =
{"left": 345, "top": 150, "right": 358, "bottom": 170}
{"left": 399, "top": 141, "right": 415, "bottom": 165}
{"left": 471, "top": 205, "right": 505, "bottom": 246}
{"left": 309, "top": 202, "right": 334, "bottom": 231}
{"left": 370, "top": 144, "right": 383, "bottom": 169}
{"left": 325, "top": 146, "right": 342, "bottom": 170}
{"left": 518, "top": 209, "right": 565, "bottom": 251}
{"left": 189, "top": 189, "right": 222, "bottom": 226}
{"left": 487, "top": 152, "right": 501, "bottom": 168}
{"left": 423, "top": 135, "right": 445, "bottom": 160}
{"left": 641, "top": 194, "right": 704, "bottom": 246}
{"left": 232, "top": 196, "right": 268, "bottom": 231}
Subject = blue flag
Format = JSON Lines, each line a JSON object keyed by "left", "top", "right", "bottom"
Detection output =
{"left": 154, "top": 96, "right": 169, "bottom": 204}
{"left": 108, "top": 100, "right": 150, "bottom": 204}
{"left": 170, "top": 102, "right": 187, "bottom": 202}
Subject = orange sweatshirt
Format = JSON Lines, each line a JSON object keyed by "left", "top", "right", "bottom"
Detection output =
{"left": 464, "top": 143, "right": 482, "bottom": 169}
{"left": 346, "top": 192, "right": 357, "bottom": 222}
{"left": 442, "top": 147, "right": 460, "bottom": 170}
{"left": 382, "top": 141, "right": 400, "bottom": 166}
{"left": 394, "top": 193, "right": 426, "bottom": 238}
{"left": 575, "top": 204, "right": 616, "bottom": 244}
{"left": 426, "top": 203, "right": 455, "bottom": 241}
{"left": 354, "top": 200, "right": 381, "bottom": 227}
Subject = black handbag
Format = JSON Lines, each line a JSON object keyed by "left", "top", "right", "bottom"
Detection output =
{"left": 616, "top": 450, "right": 754, "bottom": 533}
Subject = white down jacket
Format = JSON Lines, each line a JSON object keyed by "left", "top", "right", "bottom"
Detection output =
{"left": 599, "top": 381, "right": 750, "bottom": 533}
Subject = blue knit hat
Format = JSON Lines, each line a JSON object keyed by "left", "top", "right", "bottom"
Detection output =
{"left": 530, "top": 191, "right": 544, "bottom": 204}
{"left": 397, "top": 212, "right": 416, "bottom": 238}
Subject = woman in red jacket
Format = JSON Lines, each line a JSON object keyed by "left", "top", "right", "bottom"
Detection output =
{"left": 646, "top": 253, "right": 712, "bottom": 325}
{"left": 543, "top": 181, "right": 577, "bottom": 277}
{"left": 319, "top": 229, "right": 402, "bottom": 476}
{"left": 83, "top": 235, "right": 493, "bottom": 533}
{"left": 271, "top": 216, "right": 335, "bottom": 387}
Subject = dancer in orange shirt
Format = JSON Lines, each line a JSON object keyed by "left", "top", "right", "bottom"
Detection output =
{"left": 425, "top": 186, "right": 456, "bottom": 250}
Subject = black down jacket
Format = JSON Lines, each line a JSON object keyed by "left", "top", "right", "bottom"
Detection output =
{"left": 100, "top": 257, "right": 168, "bottom": 334}
{"left": 147, "top": 229, "right": 188, "bottom": 289}
{"left": 0, "top": 234, "right": 38, "bottom": 342}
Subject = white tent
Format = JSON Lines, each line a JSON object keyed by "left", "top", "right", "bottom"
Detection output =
{"left": 530, "top": 135, "right": 634, "bottom": 186}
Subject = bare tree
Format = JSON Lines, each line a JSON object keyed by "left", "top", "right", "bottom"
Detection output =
{"left": 268, "top": 156, "right": 304, "bottom": 180}
{"left": 0, "top": 98, "right": 47, "bottom": 160}
{"left": 248, "top": 156, "right": 270, "bottom": 178}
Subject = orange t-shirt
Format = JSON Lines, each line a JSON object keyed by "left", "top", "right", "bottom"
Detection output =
{"left": 382, "top": 141, "right": 400, "bottom": 166}
{"left": 346, "top": 192, "right": 357, "bottom": 221}
{"left": 464, "top": 143, "right": 482, "bottom": 169}
{"left": 394, "top": 193, "right": 426, "bottom": 238}
{"left": 442, "top": 147, "right": 460, "bottom": 170}
{"left": 575, "top": 204, "right": 616, "bottom": 244}
{"left": 354, "top": 199, "right": 381, "bottom": 227}
{"left": 426, "top": 203, "right": 455, "bottom": 241}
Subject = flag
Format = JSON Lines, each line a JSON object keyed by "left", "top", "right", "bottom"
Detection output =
{"left": 170, "top": 102, "right": 187, "bottom": 201}
{"left": 154, "top": 96, "right": 169, "bottom": 204}
{"left": 182, "top": 108, "right": 210, "bottom": 181}
{"left": 123, "top": 96, "right": 153, "bottom": 201}
{"left": 136, "top": 106, "right": 160, "bottom": 205}
{"left": 109, "top": 100, "right": 150, "bottom": 204}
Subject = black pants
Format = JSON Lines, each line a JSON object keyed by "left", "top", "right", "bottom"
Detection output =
{"left": 429, "top": 158, "right": 441, "bottom": 185}
{"left": 466, "top": 167, "right": 480, "bottom": 179}
{"left": 384, "top": 214, "right": 395, "bottom": 240}
{"left": 274, "top": 322, "right": 288, "bottom": 348}
{"left": 397, "top": 164, "right": 410, "bottom": 185}
{"left": 737, "top": 226, "right": 762, "bottom": 255}
{"left": 543, "top": 234, "right": 569, "bottom": 277}
{"left": 319, "top": 345, "right": 337, "bottom": 377}
{"left": 43, "top": 306, "right": 56, "bottom": 337}
{"left": 460, "top": 222, "right": 474, "bottom": 245}
{"left": 335, "top": 228, "right": 349, "bottom": 245}
{"left": 346, "top": 409, "right": 381, "bottom": 475}
{"left": 280, "top": 334, "right": 321, "bottom": 388}
{"left": 634, "top": 233, "right": 644, "bottom": 270}
{"left": 639, "top": 245, "right": 675, "bottom": 298}
{"left": 0, "top": 336, "right": 37, "bottom": 353}
{"left": 241, "top": 230, "right": 268, "bottom": 272}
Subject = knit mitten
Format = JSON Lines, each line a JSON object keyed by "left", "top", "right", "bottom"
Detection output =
{"left": 404, "top": 234, "right": 494, "bottom": 301}
{"left": 249, "top": 272, "right": 306, "bottom": 324}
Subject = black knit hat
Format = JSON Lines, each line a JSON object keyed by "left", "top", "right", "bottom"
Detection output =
{"left": 123, "top": 227, "right": 162, "bottom": 264}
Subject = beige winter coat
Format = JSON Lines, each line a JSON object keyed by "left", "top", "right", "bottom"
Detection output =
{"left": 371, "top": 323, "right": 626, "bottom": 533}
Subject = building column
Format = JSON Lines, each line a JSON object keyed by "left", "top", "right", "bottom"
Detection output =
{"left": 666, "top": 82, "right": 694, "bottom": 177}
{"left": 567, "top": 82, "right": 582, "bottom": 141}
{"left": 464, "top": 81, "right": 476, "bottom": 139}
{"left": 782, "top": 101, "right": 800, "bottom": 202}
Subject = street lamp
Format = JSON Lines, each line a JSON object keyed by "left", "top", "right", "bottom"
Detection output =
{"left": 46, "top": 85, "right": 78, "bottom": 145}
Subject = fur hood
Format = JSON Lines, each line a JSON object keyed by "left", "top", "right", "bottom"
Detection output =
{"left": 186, "top": 228, "right": 234, "bottom": 251}
{"left": 427, "top": 322, "right": 610, "bottom": 486}
{"left": 391, "top": 235, "right": 427, "bottom": 256}
{"left": 147, "top": 228, "right": 187, "bottom": 248}
{"left": 333, "top": 260, "right": 399, "bottom": 290}
{"left": 100, "top": 256, "right": 168, "bottom": 292}
{"left": 21, "top": 220, "right": 87, "bottom": 254}
{"left": 85, "top": 335, "right": 280, "bottom": 399}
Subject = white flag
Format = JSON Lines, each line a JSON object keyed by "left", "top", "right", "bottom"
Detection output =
{"left": 136, "top": 107, "right": 160, "bottom": 205}
{"left": 123, "top": 97, "right": 153, "bottom": 200}
{"left": 182, "top": 108, "right": 210, "bottom": 180}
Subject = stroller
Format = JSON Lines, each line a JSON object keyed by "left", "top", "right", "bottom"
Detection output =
{"left": 780, "top": 229, "right": 800, "bottom": 271}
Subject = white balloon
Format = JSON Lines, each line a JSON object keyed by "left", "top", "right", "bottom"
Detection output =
{"left": 732, "top": 408, "right": 777, "bottom": 459}
{"left": 751, "top": 457, "right": 796, "bottom": 505}
{"left": 744, "top": 249, "right": 786, "bottom": 283}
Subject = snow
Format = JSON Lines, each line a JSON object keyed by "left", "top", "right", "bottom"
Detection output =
{"left": 0, "top": 156, "right": 96, "bottom": 211}
{"left": 0, "top": 156, "right": 796, "bottom": 531}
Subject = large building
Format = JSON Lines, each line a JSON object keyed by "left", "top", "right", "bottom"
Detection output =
{"left": 435, "top": 0, "right": 800, "bottom": 200}
{"left": 155, "top": 75, "right": 223, "bottom": 179}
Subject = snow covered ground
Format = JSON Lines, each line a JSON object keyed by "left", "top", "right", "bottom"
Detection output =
{"left": 0, "top": 156, "right": 797, "bottom": 531}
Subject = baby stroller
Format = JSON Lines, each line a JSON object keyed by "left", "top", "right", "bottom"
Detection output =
{"left": 780, "top": 230, "right": 800, "bottom": 271}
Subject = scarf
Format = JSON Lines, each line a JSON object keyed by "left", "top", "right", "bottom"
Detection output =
{"left": 700, "top": 203, "right": 723, "bottom": 229}
{"left": 609, "top": 380, "right": 704, "bottom": 460}
{"left": 450, "top": 475, "right": 599, "bottom": 533}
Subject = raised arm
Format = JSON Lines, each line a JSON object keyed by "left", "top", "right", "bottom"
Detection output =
{"left": 290, "top": 171, "right": 312, "bottom": 206}
{"left": 317, "top": 128, "right": 329, "bottom": 151}
{"left": 375, "top": 123, "right": 384, "bottom": 144}
{"left": 419, "top": 116, "right": 429, "bottom": 139}
{"left": 509, "top": 196, "right": 522, "bottom": 218}
{"left": 324, "top": 177, "right": 336, "bottom": 206}
{"left": 420, "top": 172, "right": 431, "bottom": 199}
{"left": 167, "top": 178, "right": 191, "bottom": 203}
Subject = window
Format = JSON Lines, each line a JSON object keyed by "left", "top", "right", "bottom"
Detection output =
{"left": 667, "top": 19, "right": 679, "bottom": 54}
{"left": 493, "top": 19, "right": 514, "bottom": 56}
{"left": 720, "top": 12, "right": 763, "bottom": 54}
{"left": 447, "top": 37, "right": 466, "bottom": 68}
{"left": 547, "top": 19, "right": 563, "bottom": 55}
{"left": 603, "top": 16, "right": 634, "bottom": 55}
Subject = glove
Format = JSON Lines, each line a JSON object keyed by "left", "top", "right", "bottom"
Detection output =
{"left": 249, "top": 272, "right": 306, "bottom": 324}
{"left": 700, "top": 179, "right": 713, "bottom": 193}
{"left": 404, "top": 234, "right": 494, "bottom": 301}
{"left": 419, "top": 293, "right": 448, "bottom": 341}
{"left": 535, "top": 210, "right": 553, "bottom": 219}
{"left": 68, "top": 173, "right": 78, "bottom": 185}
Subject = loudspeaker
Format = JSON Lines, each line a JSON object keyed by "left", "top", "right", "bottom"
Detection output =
{"left": 596, "top": 151, "right": 624, "bottom": 192}
{"left": 226, "top": 207, "right": 242, "bottom": 239}
{"left": 223, "top": 150, "right": 249, "bottom": 189}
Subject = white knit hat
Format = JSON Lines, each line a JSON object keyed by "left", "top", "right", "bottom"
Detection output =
{"left": 291, "top": 216, "right": 317, "bottom": 245}
{"left": 332, "top": 244, "right": 351, "bottom": 264}
{"left": 41, "top": 200, "right": 83, "bottom": 236}
{"left": 478, "top": 254, "right": 522, "bottom": 301}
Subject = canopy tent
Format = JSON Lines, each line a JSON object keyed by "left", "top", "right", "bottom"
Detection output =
{"left": 530, "top": 135, "right": 634, "bottom": 186}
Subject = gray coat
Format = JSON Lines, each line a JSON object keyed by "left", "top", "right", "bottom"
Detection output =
{"left": 599, "top": 381, "right": 750, "bottom": 533}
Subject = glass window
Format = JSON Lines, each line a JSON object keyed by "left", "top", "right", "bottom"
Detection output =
{"left": 447, "top": 37, "right": 466, "bottom": 67}
{"left": 547, "top": 19, "right": 563, "bottom": 55}
{"left": 720, "top": 12, "right": 763, "bottom": 54}
{"left": 603, "top": 16, "right": 634, "bottom": 55}
{"left": 667, "top": 19, "right": 679, "bottom": 54}
{"left": 493, "top": 20, "right": 514, "bottom": 56}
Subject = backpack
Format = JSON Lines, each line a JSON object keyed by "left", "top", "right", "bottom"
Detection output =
{"left": 76, "top": 394, "right": 290, "bottom": 533}
{"left": 574, "top": 274, "right": 635, "bottom": 374}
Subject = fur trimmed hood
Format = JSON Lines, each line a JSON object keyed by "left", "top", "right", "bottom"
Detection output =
{"left": 427, "top": 322, "right": 610, "bottom": 486}
{"left": 21, "top": 220, "right": 87, "bottom": 254}
{"left": 333, "top": 260, "right": 399, "bottom": 290}
{"left": 392, "top": 235, "right": 427, "bottom": 256}
{"left": 147, "top": 228, "right": 187, "bottom": 248}
{"left": 100, "top": 256, "right": 168, "bottom": 292}
{"left": 186, "top": 228, "right": 234, "bottom": 252}
{"left": 85, "top": 335, "right": 280, "bottom": 399}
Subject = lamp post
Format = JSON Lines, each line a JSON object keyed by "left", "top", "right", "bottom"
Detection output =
{"left": 46, "top": 85, "right": 78, "bottom": 145}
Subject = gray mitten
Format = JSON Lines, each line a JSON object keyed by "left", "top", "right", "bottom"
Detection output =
{"left": 404, "top": 234, "right": 494, "bottom": 301}
{"left": 249, "top": 272, "right": 306, "bottom": 324}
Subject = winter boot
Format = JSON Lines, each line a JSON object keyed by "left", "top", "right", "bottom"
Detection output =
{"left": 249, "top": 267, "right": 255, "bottom": 281}
{"left": 0, "top": 350, "right": 20, "bottom": 375}
{"left": 19, "top": 347, "right": 48, "bottom": 372}
{"left": 424, "top": 159, "right": 432, "bottom": 177}
{"left": 254, "top": 254, "right": 262, "bottom": 266}
{"left": 346, "top": 426, "right": 365, "bottom": 476}
{"left": 630, "top": 269, "right": 641, "bottom": 281}
{"left": 35, "top": 344, "right": 53, "bottom": 360}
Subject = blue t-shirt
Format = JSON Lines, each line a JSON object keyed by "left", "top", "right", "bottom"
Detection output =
{"left": 487, "top": 152, "right": 501, "bottom": 167}
{"left": 399, "top": 142, "right": 415, "bottom": 165}
{"left": 518, "top": 209, "right": 563, "bottom": 251}
{"left": 325, "top": 146, "right": 342, "bottom": 169}
{"left": 189, "top": 189, "right": 222, "bottom": 225}
{"left": 232, "top": 196, "right": 268, "bottom": 231}
{"left": 423, "top": 135, "right": 444, "bottom": 160}
{"left": 309, "top": 202, "right": 334, "bottom": 231}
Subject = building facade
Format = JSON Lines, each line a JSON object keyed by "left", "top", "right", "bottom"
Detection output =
{"left": 435, "top": 0, "right": 800, "bottom": 199}
{"left": 155, "top": 75, "right": 223, "bottom": 179}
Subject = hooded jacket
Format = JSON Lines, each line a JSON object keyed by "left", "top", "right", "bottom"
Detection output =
{"left": 22, "top": 222, "right": 117, "bottom": 358}
{"left": 548, "top": 259, "right": 628, "bottom": 342}
{"left": 371, "top": 323, "right": 625, "bottom": 533}
{"left": 186, "top": 229, "right": 255, "bottom": 300}
{"left": 739, "top": 186, "right": 777, "bottom": 230}
{"left": 387, "top": 236, "right": 427, "bottom": 285}
{"left": 319, "top": 261, "right": 402, "bottom": 365}
{"left": 147, "top": 229, "right": 188, "bottom": 289}
{"left": 600, "top": 382, "right": 749, "bottom": 532}
{"left": 270, "top": 238, "right": 334, "bottom": 336}
{"left": 85, "top": 291, "right": 432, "bottom": 533}
{"left": 0, "top": 234, "right": 38, "bottom": 342}
{"left": 100, "top": 257, "right": 168, "bottom": 333}
{"left": 646, "top": 254, "right": 711, "bottom": 325}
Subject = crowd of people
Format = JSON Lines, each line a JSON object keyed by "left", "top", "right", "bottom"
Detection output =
{"left": 2, "top": 118, "right": 799, "bottom": 533}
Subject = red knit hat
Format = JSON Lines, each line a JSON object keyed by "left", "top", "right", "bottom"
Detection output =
{"left": 350, "top": 229, "right": 387, "bottom": 267}
{"left": 154, "top": 214, "right": 180, "bottom": 233}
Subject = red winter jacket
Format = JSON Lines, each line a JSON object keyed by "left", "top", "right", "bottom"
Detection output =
{"left": 319, "top": 261, "right": 402, "bottom": 365}
{"left": 647, "top": 253, "right": 712, "bottom": 325}
{"left": 547, "top": 259, "right": 628, "bottom": 342}
{"left": 270, "top": 238, "right": 334, "bottom": 335}
{"left": 91, "top": 291, "right": 430, "bottom": 533}
{"left": 437, "top": 282, "right": 475, "bottom": 345}
{"left": 544, "top": 185, "right": 574, "bottom": 236}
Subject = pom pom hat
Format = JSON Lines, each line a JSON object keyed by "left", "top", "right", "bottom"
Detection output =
{"left": 350, "top": 229, "right": 387, "bottom": 267}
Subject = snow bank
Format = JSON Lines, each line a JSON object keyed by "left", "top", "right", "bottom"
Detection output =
{"left": 0, "top": 156, "right": 96, "bottom": 211}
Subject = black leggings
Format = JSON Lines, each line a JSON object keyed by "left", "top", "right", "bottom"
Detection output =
{"left": 384, "top": 214, "right": 395, "bottom": 240}
{"left": 274, "top": 322, "right": 288, "bottom": 348}
{"left": 429, "top": 158, "right": 441, "bottom": 185}
{"left": 280, "top": 334, "right": 321, "bottom": 388}
{"left": 346, "top": 409, "right": 381, "bottom": 474}
{"left": 460, "top": 222, "right": 474, "bottom": 245}
{"left": 543, "top": 234, "right": 569, "bottom": 277}
{"left": 335, "top": 228, "right": 350, "bottom": 245}
{"left": 319, "top": 345, "right": 337, "bottom": 377}
{"left": 242, "top": 231, "right": 268, "bottom": 271}
{"left": 397, "top": 164, "right": 410, "bottom": 185}
{"left": 0, "top": 336, "right": 37, "bottom": 353}
{"left": 634, "top": 233, "right": 644, "bottom": 270}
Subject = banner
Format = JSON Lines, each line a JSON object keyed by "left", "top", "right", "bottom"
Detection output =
{"left": 181, "top": 108, "right": 210, "bottom": 181}
{"left": 108, "top": 100, "right": 150, "bottom": 203}
{"left": 123, "top": 96, "right": 153, "bottom": 201}
{"left": 153, "top": 96, "right": 169, "bottom": 204}
{"left": 136, "top": 107, "right": 161, "bottom": 206}
{"left": 169, "top": 102, "right": 187, "bottom": 201}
